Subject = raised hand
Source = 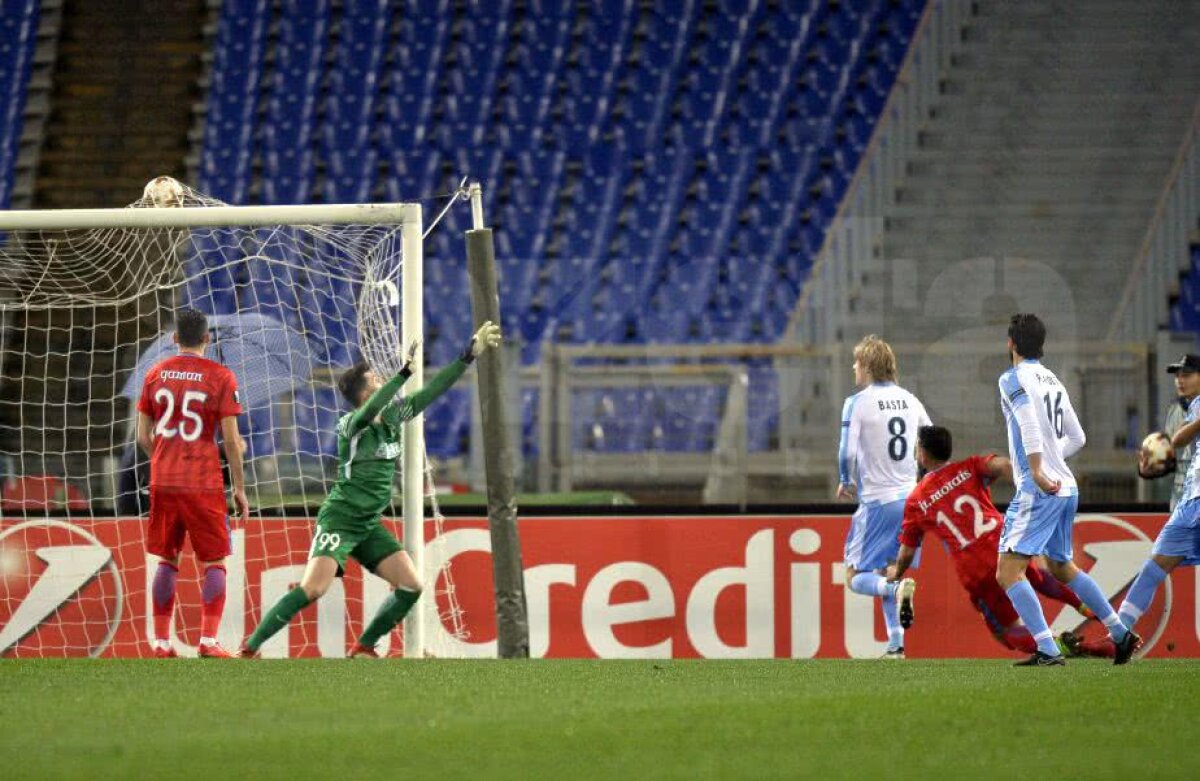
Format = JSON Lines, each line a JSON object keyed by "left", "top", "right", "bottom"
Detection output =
{"left": 469, "top": 321, "right": 502, "bottom": 358}
{"left": 403, "top": 339, "right": 421, "bottom": 371}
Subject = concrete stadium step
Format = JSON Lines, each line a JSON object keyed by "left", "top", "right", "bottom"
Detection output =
{"left": 33, "top": 0, "right": 204, "bottom": 208}
{"left": 918, "top": 129, "right": 1185, "bottom": 147}
{"left": 894, "top": 190, "right": 1160, "bottom": 209}
{"left": 886, "top": 211, "right": 1150, "bottom": 227}
{"left": 905, "top": 158, "right": 1169, "bottom": 178}
{"left": 908, "top": 147, "right": 1182, "bottom": 163}
{"left": 930, "top": 101, "right": 1190, "bottom": 121}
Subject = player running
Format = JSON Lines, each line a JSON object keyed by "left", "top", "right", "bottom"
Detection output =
{"left": 996, "top": 314, "right": 1139, "bottom": 666}
{"left": 1116, "top": 390, "right": 1200, "bottom": 645}
{"left": 890, "top": 425, "right": 1112, "bottom": 659}
{"left": 136, "top": 308, "right": 249, "bottom": 658}
{"left": 241, "top": 321, "right": 502, "bottom": 658}
{"left": 836, "top": 335, "right": 928, "bottom": 658}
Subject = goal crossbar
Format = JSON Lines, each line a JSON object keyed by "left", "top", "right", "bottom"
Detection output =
{"left": 0, "top": 202, "right": 422, "bottom": 231}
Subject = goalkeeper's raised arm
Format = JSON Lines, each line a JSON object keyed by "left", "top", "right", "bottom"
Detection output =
{"left": 342, "top": 320, "right": 502, "bottom": 433}
{"left": 387, "top": 320, "right": 502, "bottom": 426}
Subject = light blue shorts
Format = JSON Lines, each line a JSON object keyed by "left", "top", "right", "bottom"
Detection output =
{"left": 845, "top": 498, "right": 909, "bottom": 572}
{"left": 1000, "top": 490, "right": 1078, "bottom": 563}
{"left": 1152, "top": 497, "right": 1200, "bottom": 566}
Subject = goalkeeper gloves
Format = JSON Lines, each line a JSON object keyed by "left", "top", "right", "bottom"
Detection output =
{"left": 461, "top": 320, "right": 502, "bottom": 364}
{"left": 399, "top": 340, "right": 420, "bottom": 377}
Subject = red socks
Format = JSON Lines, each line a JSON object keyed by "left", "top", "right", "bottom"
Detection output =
{"left": 199, "top": 565, "right": 227, "bottom": 640}
{"left": 151, "top": 561, "right": 179, "bottom": 642}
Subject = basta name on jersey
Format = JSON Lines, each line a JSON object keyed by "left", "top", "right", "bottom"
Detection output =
{"left": 376, "top": 442, "right": 401, "bottom": 459}
{"left": 876, "top": 398, "right": 909, "bottom": 411}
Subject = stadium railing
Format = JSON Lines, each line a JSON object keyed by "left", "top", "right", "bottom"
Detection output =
{"left": 524, "top": 339, "right": 1152, "bottom": 504}
{"left": 87, "top": 338, "right": 1151, "bottom": 509}
{"left": 1110, "top": 101, "right": 1200, "bottom": 343}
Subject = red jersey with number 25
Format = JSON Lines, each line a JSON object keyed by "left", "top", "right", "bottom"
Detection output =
{"left": 900, "top": 455, "right": 1004, "bottom": 587}
{"left": 136, "top": 353, "right": 242, "bottom": 492}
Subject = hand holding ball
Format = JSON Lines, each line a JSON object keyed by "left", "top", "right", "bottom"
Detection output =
{"left": 1138, "top": 432, "right": 1176, "bottom": 479}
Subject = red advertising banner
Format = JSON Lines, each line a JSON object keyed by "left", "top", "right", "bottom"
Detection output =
{"left": 0, "top": 513, "right": 1195, "bottom": 659}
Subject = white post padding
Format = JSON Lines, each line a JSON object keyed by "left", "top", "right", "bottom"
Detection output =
{"left": 400, "top": 205, "right": 425, "bottom": 657}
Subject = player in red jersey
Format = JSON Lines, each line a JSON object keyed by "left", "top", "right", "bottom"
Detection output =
{"left": 889, "top": 425, "right": 1112, "bottom": 658}
{"left": 136, "top": 308, "right": 249, "bottom": 658}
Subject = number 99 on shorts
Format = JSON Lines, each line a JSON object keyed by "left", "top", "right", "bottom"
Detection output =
{"left": 308, "top": 525, "right": 343, "bottom": 558}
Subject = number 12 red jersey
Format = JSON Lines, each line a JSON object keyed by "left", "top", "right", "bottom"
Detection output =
{"left": 900, "top": 455, "right": 1004, "bottom": 584}
{"left": 136, "top": 353, "right": 242, "bottom": 492}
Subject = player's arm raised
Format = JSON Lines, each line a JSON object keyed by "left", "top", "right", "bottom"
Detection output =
{"left": 136, "top": 411, "right": 154, "bottom": 457}
{"left": 220, "top": 416, "right": 249, "bottom": 522}
{"left": 346, "top": 341, "right": 421, "bottom": 434}
{"left": 392, "top": 321, "right": 502, "bottom": 423}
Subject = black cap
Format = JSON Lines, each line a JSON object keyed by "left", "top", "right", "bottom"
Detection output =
{"left": 1167, "top": 354, "right": 1200, "bottom": 374}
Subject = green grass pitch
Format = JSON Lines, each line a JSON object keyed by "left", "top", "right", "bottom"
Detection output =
{"left": 3, "top": 659, "right": 1198, "bottom": 779}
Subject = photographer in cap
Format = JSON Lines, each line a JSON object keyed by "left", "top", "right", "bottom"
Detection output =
{"left": 1139, "top": 354, "right": 1200, "bottom": 509}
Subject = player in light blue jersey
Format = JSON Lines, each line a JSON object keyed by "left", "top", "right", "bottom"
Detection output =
{"left": 996, "top": 314, "right": 1140, "bottom": 666}
{"left": 837, "top": 335, "right": 927, "bottom": 658}
{"left": 1116, "top": 393, "right": 1200, "bottom": 654}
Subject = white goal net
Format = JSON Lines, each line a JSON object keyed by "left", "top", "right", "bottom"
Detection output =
{"left": 0, "top": 179, "right": 469, "bottom": 658}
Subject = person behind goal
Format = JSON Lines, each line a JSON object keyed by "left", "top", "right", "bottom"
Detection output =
{"left": 836, "top": 335, "right": 927, "bottom": 659}
{"left": 241, "top": 322, "right": 501, "bottom": 658}
{"left": 136, "top": 308, "right": 249, "bottom": 658}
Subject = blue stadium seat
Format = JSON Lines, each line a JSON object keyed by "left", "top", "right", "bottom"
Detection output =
{"left": 197, "top": 0, "right": 926, "bottom": 455}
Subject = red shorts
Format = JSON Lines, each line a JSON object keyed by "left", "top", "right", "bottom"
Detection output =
{"left": 967, "top": 576, "right": 1020, "bottom": 635}
{"left": 147, "top": 488, "right": 231, "bottom": 562}
{"left": 956, "top": 542, "right": 1016, "bottom": 634}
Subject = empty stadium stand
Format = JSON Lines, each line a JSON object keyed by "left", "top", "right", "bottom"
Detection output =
{"left": 1171, "top": 245, "right": 1200, "bottom": 333}
{"left": 806, "top": 0, "right": 1200, "bottom": 469}
{"left": 0, "top": 0, "right": 43, "bottom": 209}
{"left": 194, "top": 0, "right": 928, "bottom": 459}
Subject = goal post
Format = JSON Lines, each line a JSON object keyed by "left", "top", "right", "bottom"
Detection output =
{"left": 0, "top": 184, "right": 466, "bottom": 659}
{"left": 399, "top": 205, "right": 425, "bottom": 657}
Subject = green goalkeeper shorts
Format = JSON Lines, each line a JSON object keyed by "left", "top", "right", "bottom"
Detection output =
{"left": 308, "top": 513, "right": 403, "bottom": 574}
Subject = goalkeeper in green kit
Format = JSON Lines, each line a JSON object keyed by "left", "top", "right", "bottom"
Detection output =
{"left": 240, "top": 321, "right": 502, "bottom": 658}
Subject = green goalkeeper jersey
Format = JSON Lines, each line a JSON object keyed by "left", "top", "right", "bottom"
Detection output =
{"left": 320, "top": 359, "right": 470, "bottom": 522}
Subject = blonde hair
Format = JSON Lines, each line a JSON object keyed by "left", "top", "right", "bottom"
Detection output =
{"left": 854, "top": 335, "right": 898, "bottom": 382}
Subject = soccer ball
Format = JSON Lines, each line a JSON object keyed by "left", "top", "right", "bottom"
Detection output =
{"left": 1141, "top": 431, "right": 1174, "bottom": 471}
{"left": 143, "top": 176, "right": 185, "bottom": 207}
